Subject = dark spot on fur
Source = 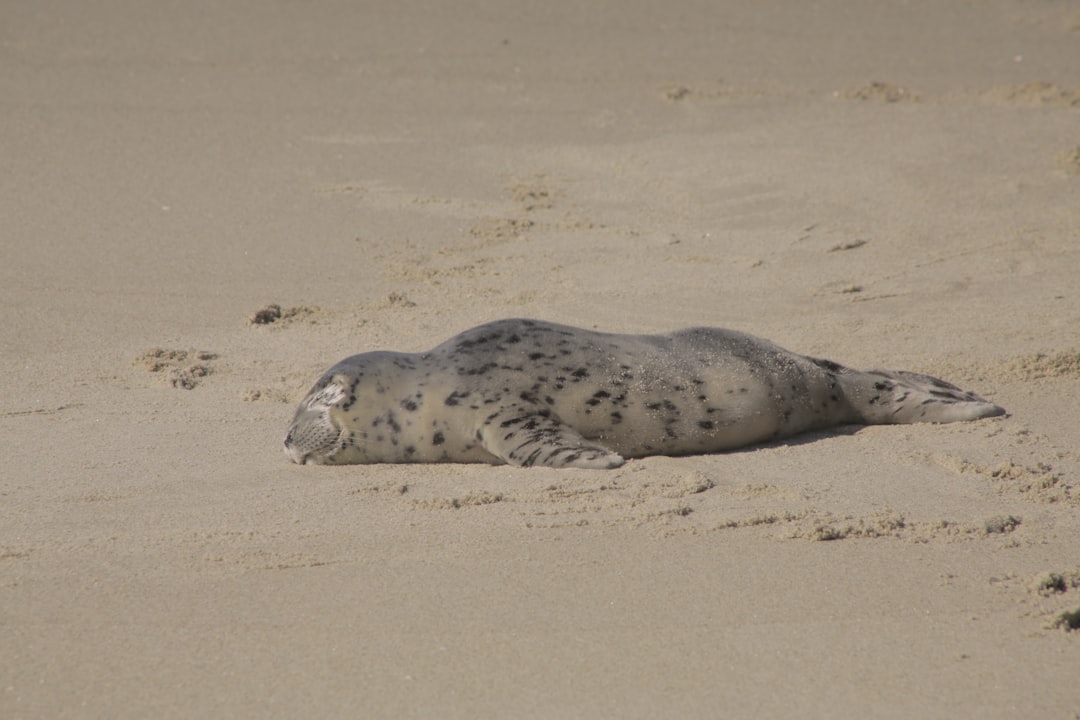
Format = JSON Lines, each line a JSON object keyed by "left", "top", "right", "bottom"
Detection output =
{"left": 698, "top": 420, "right": 714, "bottom": 430}
{"left": 432, "top": 431, "right": 445, "bottom": 445}
{"left": 445, "top": 390, "right": 470, "bottom": 406}
{"left": 521, "top": 448, "right": 544, "bottom": 466}
{"left": 811, "top": 357, "right": 845, "bottom": 373}
{"left": 464, "top": 362, "right": 498, "bottom": 376}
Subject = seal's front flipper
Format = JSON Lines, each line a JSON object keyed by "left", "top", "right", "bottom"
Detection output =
{"left": 477, "top": 405, "right": 625, "bottom": 469}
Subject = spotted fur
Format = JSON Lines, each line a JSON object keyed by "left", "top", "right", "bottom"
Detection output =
{"left": 283, "top": 319, "right": 1005, "bottom": 469}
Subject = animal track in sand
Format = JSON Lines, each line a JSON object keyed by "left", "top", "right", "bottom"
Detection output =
{"left": 932, "top": 455, "right": 1076, "bottom": 506}
{"left": 134, "top": 348, "right": 218, "bottom": 390}
{"left": 981, "top": 82, "right": 1080, "bottom": 107}
{"left": 247, "top": 303, "right": 324, "bottom": 327}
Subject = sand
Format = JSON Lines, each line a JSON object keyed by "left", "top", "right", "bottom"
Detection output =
{"left": 3, "top": 0, "right": 1080, "bottom": 717}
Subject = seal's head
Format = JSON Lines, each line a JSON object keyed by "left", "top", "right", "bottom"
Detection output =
{"left": 283, "top": 375, "right": 349, "bottom": 464}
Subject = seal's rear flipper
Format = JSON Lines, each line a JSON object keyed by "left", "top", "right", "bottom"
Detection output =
{"left": 478, "top": 405, "right": 625, "bottom": 469}
{"left": 843, "top": 369, "right": 1006, "bottom": 425}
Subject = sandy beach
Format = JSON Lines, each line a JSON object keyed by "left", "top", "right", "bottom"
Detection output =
{"left": 3, "top": 0, "right": 1080, "bottom": 717}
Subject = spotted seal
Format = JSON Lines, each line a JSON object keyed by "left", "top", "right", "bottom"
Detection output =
{"left": 283, "top": 318, "right": 1005, "bottom": 469}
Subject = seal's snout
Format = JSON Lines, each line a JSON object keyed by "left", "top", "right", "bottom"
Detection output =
{"left": 282, "top": 427, "right": 306, "bottom": 464}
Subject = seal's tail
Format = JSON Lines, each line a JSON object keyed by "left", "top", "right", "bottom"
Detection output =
{"left": 836, "top": 367, "right": 1006, "bottom": 425}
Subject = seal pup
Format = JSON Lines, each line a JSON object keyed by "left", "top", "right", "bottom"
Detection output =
{"left": 284, "top": 319, "right": 1005, "bottom": 469}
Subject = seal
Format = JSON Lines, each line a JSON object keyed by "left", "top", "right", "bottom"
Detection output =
{"left": 283, "top": 318, "right": 1005, "bottom": 469}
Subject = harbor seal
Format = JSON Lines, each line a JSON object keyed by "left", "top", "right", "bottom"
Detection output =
{"left": 283, "top": 318, "right": 1005, "bottom": 469}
